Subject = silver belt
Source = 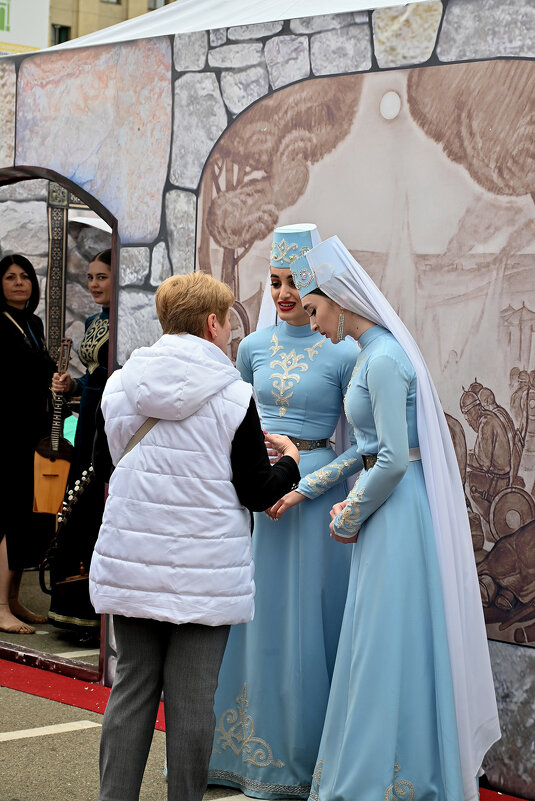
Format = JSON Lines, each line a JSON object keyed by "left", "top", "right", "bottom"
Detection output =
{"left": 362, "top": 447, "right": 421, "bottom": 471}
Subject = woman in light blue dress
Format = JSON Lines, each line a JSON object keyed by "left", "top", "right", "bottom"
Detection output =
{"left": 283, "top": 236, "right": 500, "bottom": 801}
{"left": 208, "top": 225, "right": 360, "bottom": 799}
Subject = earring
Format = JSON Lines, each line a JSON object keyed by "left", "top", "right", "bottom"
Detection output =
{"left": 336, "top": 312, "right": 345, "bottom": 343}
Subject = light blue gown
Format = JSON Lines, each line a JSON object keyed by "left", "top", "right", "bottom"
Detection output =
{"left": 208, "top": 321, "right": 360, "bottom": 799}
{"left": 309, "top": 326, "right": 464, "bottom": 801}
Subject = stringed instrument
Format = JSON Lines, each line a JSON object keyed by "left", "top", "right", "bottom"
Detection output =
{"left": 33, "top": 337, "right": 73, "bottom": 514}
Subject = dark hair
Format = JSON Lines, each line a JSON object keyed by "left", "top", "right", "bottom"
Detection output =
{"left": 0, "top": 253, "right": 40, "bottom": 313}
{"left": 91, "top": 249, "right": 112, "bottom": 266}
{"left": 308, "top": 288, "right": 329, "bottom": 298}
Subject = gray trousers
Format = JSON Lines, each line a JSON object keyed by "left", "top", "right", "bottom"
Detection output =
{"left": 99, "top": 615, "right": 230, "bottom": 801}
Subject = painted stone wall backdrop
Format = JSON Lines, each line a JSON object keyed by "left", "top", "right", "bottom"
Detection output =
{"left": 1, "top": 1, "right": 535, "bottom": 793}
{"left": 15, "top": 37, "right": 173, "bottom": 244}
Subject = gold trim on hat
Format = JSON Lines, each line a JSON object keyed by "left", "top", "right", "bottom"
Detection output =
{"left": 270, "top": 239, "right": 310, "bottom": 265}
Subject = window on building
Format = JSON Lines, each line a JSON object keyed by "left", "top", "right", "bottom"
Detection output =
{"left": 100, "top": 1, "right": 121, "bottom": 4}
{"left": 148, "top": 0, "right": 173, "bottom": 8}
{"left": 0, "top": 1, "right": 12, "bottom": 33}
{"left": 51, "top": 25, "right": 71, "bottom": 46}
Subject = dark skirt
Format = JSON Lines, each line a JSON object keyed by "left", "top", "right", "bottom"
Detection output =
{"left": 46, "top": 472, "right": 105, "bottom": 631}
{"left": 4, "top": 439, "right": 55, "bottom": 570}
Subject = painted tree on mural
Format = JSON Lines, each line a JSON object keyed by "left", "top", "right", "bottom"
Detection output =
{"left": 407, "top": 59, "right": 535, "bottom": 201}
{"left": 198, "top": 75, "right": 363, "bottom": 287}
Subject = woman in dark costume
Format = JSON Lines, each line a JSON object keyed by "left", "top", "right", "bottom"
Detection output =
{"left": 49, "top": 249, "right": 111, "bottom": 640}
{"left": 0, "top": 254, "right": 56, "bottom": 634}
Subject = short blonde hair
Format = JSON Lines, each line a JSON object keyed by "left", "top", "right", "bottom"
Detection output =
{"left": 156, "top": 272, "right": 234, "bottom": 336}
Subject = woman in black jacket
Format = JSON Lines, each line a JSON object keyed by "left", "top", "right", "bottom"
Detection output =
{"left": 0, "top": 254, "right": 56, "bottom": 634}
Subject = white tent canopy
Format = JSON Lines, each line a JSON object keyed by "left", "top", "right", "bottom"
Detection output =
{"left": 52, "top": 0, "right": 429, "bottom": 51}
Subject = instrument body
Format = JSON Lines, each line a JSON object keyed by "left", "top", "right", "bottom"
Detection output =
{"left": 33, "top": 337, "right": 73, "bottom": 514}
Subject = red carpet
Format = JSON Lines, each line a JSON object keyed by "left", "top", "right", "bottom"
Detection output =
{"left": 480, "top": 793, "right": 528, "bottom": 801}
{"left": 0, "top": 659, "right": 166, "bottom": 731}
{"left": 479, "top": 787, "right": 522, "bottom": 801}
{"left": 0, "top": 660, "right": 530, "bottom": 801}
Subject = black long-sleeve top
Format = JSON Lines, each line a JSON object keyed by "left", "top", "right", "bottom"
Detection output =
{"left": 93, "top": 397, "right": 299, "bottom": 515}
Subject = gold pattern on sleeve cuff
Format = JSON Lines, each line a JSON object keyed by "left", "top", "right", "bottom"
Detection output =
{"left": 335, "top": 483, "right": 364, "bottom": 535}
{"left": 302, "top": 456, "right": 360, "bottom": 496}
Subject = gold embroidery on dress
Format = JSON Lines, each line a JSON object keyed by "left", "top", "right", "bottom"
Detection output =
{"left": 269, "top": 334, "right": 284, "bottom": 358}
{"left": 78, "top": 316, "right": 109, "bottom": 375}
{"left": 309, "top": 760, "right": 323, "bottom": 801}
{"left": 303, "top": 456, "right": 360, "bottom": 494}
{"left": 213, "top": 683, "right": 285, "bottom": 768}
{"left": 336, "top": 480, "right": 364, "bottom": 534}
{"left": 269, "top": 332, "right": 324, "bottom": 417}
{"left": 384, "top": 764, "right": 415, "bottom": 801}
{"left": 304, "top": 337, "right": 326, "bottom": 361}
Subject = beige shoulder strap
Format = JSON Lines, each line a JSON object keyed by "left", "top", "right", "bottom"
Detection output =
{"left": 120, "top": 417, "right": 159, "bottom": 461}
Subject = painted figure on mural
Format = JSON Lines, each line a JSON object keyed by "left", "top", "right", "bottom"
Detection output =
{"left": 478, "top": 516, "right": 535, "bottom": 644}
{"left": 461, "top": 388, "right": 511, "bottom": 531}
{"left": 517, "top": 370, "right": 535, "bottom": 492}
{"left": 452, "top": 372, "right": 535, "bottom": 646}
{"left": 479, "top": 387, "right": 521, "bottom": 485}
{"left": 510, "top": 369, "right": 529, "bottom": 432}
{"left": 208, "top": 224, "right": 357, "bottom": 799}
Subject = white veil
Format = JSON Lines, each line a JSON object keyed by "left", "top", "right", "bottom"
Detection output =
{"left": 305, "top": 236, "right": 500, "bottom": 801}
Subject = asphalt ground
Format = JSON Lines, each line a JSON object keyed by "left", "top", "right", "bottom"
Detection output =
{"left": 0, "top": 682, "right": 248, "bottom": 801}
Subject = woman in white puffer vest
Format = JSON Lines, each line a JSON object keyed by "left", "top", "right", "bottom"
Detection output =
{"left": 89, "top": 272, "right": 300, "bottom": 801}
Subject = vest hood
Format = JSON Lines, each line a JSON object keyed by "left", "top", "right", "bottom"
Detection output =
{"left": 120, "top": 333, "right": 242, "bottom": 420}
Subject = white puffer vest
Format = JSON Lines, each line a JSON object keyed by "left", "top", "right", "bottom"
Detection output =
{"left": 89, "top": 334, "right": 254, "bottom": 626}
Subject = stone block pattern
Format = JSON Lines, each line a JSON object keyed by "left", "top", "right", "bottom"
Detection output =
{"left": 150, "top": 242, "right": 172, "bottom": 287}
{"left": 174, "top": 30, "right": 208, "bottom": 71}
{"left": 220, "top": 65, "right": 269, "bottom": 115}
{"left": 0, "top": 199, "right": 48, "bottom": 257}
{"left": 0, "top": 178, "right": 48, "bottom": 202}
{"left": 170, "top": 73, "right": 228, "bottom": 190}
{"left": 16, "top": 38, "right": 172, "bottom": 245}
{"left": 290, "top": 13, "right": 358, "bottom": 34}
{"left": 117, "top": 288, "right": 162, "bottom": 365}
{"left": 438, "top": 0, "right": 535, "bottom": 61}
{"left": 208, "top": 43, "right": 264, "bottom": 69}
{"left": 165, "top": 190, "right": 196, "bottom": 276}
{"left": 228, "top": 22, "right": 283, "bottom": 41}
{"left": 311, "top": 25, "right": 372, "bottom": 76}
{"left": 119, "top": 247, "right": 150, "bottom": 287}
{"left": 264, "top": 35, "right": 310, "bottom": 89}
{"left": 373, "top": 2, "right": 443, "bottom": 68}
{"left": 0, "top": 60, "right": 16, "bottom": 168}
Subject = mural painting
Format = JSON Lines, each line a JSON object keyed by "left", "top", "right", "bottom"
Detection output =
{"left": 198, "top": 58, "right": 535, "bottom": 646}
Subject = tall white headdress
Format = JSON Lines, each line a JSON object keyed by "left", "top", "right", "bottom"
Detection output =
{"left": 300, "top": 236, "right": 500, "bottom": 801}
